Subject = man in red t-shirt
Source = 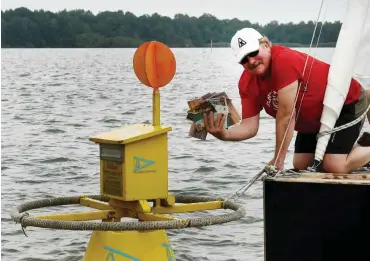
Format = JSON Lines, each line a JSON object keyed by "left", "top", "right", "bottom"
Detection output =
{"left": 203, "top": 27, "right": 370, "bottom": 173}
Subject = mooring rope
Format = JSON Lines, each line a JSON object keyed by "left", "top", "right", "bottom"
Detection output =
{"left": 223, "top": 169, "right": 267, "bottom": 204}
{"left": 10, "top": 194, "right": 246, "bottom": 233}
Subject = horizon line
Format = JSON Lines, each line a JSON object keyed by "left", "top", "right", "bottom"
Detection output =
{"left": 1, "top": 6, "right": 344, "bottom": 26}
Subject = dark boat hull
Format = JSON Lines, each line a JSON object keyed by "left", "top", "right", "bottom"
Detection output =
{"left": 263, "top": 174, "right": 370, "bottom": 261}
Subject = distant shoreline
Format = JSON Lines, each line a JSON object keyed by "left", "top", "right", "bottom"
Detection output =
{"left": 2, "top": 7, "right": 341, "bottom": 49}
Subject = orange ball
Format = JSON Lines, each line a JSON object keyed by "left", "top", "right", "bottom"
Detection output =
{"left": 133, "top": 41, "right": 176, "bottom": 89}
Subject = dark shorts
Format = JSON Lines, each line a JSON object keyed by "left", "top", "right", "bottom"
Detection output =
{"left": 295, "top": 90, "right": 368, "bottom": 155}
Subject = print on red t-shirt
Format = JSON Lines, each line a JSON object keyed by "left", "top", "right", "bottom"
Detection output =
{"left": 238, "top": 45, "right": 361, "bottom": 133}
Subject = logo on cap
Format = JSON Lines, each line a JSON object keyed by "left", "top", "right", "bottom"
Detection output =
{"left": 238, "top": 38, "right": 246, "bottom": 48}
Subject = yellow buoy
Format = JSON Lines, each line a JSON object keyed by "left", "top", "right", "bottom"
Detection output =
{"left": 10, "top": 41, "right": 245, "bottom": 261}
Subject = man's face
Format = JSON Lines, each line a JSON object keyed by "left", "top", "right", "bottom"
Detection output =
{"left": 241, "top": 44, "right": 271, "bottom": 76}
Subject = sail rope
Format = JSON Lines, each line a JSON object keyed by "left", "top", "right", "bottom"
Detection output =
{"left": 274, "top": 0, "right": 370, "bottom": 172}
{"left": 223, "top": 0, "right": 328, "bottom": 204}
{"left": 273, "top": 0, "right": 327, "bottom": 167}
{"left": 224, "top": 0, "right": 370, "bottom": 204}
{"left": 295, "top": 12, "right": 327, "bottom": 120}
{"left": 316, "top": 103, "right": 370, "bottom": 138}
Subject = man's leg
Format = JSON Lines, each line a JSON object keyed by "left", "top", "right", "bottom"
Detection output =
{"left": 322, "top": 110, "right": 369, "bottom": 173}
{"left": 323, "top": 89, "right": 370, "bottom": 173}
{"left": 293, "top": 153, "right": 314, "bottom": 170}
{"left": 293, "top": 132, "right": 316, "bottom": 171}
{"left": 323, "top": 144, "right": 370, "bottom": 173}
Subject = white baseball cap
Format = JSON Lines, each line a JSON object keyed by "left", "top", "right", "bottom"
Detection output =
{"left": 230, "top": 28, "right": 263, "bottom": 63}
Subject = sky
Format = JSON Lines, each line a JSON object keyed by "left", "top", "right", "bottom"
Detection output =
{"left": 1, "top": 0, "right": 349, "bottom": 25}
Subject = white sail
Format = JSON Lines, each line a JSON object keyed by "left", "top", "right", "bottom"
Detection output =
{"left": 353, "top": 12, "right": 370, "bottom": 88}
{"left": 314, "top": 0, "right": 370, "bottom": 165}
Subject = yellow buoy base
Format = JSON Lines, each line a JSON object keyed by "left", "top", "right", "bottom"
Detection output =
{"left": 83, "top": 230, "right": 175, "bottom": 261}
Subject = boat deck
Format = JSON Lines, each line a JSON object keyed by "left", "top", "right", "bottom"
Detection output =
{"left": 272, "top": 172, "right": 370, "bottom": 184}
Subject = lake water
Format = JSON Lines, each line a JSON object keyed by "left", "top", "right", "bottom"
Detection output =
{"left": 2, "top": 47, "right": 369, "bottom": 261}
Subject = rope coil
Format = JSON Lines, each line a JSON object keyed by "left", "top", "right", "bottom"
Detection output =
{"left": 10, "top": 194, "right": 246, "bottom": 232}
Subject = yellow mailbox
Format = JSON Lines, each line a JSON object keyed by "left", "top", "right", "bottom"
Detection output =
{"left": 89, "top": 40, "right": 176, "bottom": 202}
{"left": 89, "top": 124, "right": 171, "bottom": 201}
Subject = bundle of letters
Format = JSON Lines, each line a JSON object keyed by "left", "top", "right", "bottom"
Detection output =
{"left": 186, "top": 92, "right": 241, "bottom": 140}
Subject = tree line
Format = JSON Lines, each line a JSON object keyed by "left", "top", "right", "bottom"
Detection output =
{"left": 1, "top": 7, "right": 342, "bottom": 48}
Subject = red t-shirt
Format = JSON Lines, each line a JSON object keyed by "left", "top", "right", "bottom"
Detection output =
{"left": 238, "top": 45, "right": 361, "bottom": 133}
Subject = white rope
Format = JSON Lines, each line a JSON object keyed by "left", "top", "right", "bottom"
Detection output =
{"left": 316, "top": 103, "right": 370, "bottom": 138}
{"left": 223, "top": 169, "right": 266, "bottom": 204}
{"left": 224, "top": 1, "right": 328, "bottom": 203}
{"left": 273, "top": 0, "right": 326, "bottom": 167}
{"left": 295, "top": 8, "right": 327, "bottom": 120}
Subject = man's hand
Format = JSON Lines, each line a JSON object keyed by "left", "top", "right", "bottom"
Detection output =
{"left": 268, "top": 157, "right": 285, "bottom": 171}
{"left": 203, "top": 111, "right": 227, "bottom": 140}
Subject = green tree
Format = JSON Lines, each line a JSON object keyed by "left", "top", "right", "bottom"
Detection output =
{"left": 1, "top": 7, "right": 342, "bottom": 48}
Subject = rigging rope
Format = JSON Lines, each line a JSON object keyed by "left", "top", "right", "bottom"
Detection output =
{"left": 224, "top": 1, "right": 328, "bottom": 204}
{"left": 223, "top": 169, "right": 267, "bottom": 204}
{"left": 295, "top": 8, "right": 327, "bottom": 120}
{"left": 273, "top": 0, "right": 327, "bottom": 168}
{"left": 222, "top": 0, "right": 369, "bottom": 204}
{"left": 316, "top": 103, "right": 370, "bottom": 138}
